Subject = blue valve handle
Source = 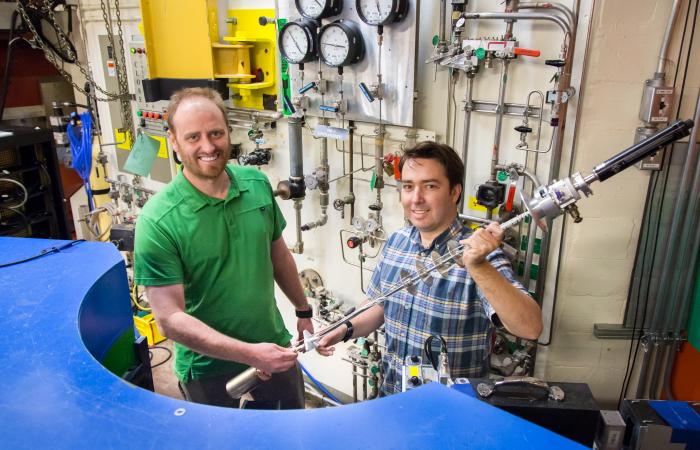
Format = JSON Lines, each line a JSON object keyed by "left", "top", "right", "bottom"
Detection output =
{"left": 282, "top": 94, "right": 296, "bottom": 114}
{"left": 298, "top": 82, "right": 317, "bottom": 94}
{"left": 359, "top": 82, "right": 375, "bottom": 103}
{"left": 319, "top": 104, "right": 339, "bottom": 113}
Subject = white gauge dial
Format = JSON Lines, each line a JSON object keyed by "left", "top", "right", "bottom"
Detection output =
{"left": 296, "top": 0, "right": 328, "bottom": 19}
{"left": 357, "top": 0, "right": 393, "bottom": 25}
{"left": 351, "top": 216, "right": 366, "bottom": 231}
{"left": 280, "top": 24, "right": 310, "bottom": 63}
{"left": 365, "top": 218, "right": 379, "bottom": 232}
{"left": 319, "top": 25, "right": 350, "bottom": 66}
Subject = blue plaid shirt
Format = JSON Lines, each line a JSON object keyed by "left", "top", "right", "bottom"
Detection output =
{"left": 367, "top": 218, "right": 528, "bottom": 395}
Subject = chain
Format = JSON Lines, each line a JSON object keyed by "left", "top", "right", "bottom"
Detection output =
{"left": 15, "top": 1, "right": 124, "bottom": 102}
{"left": 114, "top": 0, "right": 134, "bottom": 138}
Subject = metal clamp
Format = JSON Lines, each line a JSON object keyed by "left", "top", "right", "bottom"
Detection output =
{"left": 476, "top": 376, "right": 565, "bottom": 402}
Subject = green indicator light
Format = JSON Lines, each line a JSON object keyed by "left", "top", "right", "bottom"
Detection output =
{"left": 130, "top": 48, "right": 135, "bottom": 54}
{"left": 497, "top": 171, "right": 508, "bottom": 182}
{"left": 136, "top": 110, "right": 142, "bottom": 117}
{"left": 432, "top": 35, "right": 439, "bottom": 46}
{"left": 475, "top": 48, "right": 486, "bottom": 60}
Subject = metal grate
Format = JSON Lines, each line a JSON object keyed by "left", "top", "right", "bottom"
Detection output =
{"left": 0, "top": 148, "right": 19, "bottom": 169}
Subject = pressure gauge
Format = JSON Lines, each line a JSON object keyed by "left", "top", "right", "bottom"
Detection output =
{"left": 318, "top": 20, "right": 365, "bottom": 67}
{"left": 351, "top": 216, "right": 366, "bottom": 231}
{"left": 365, "top": 218, "right": 379, "bottom": 232}
{"left": 356, "top": 0, "right": 408, "bottom": 26}
{"left": 295, "top": 0, "right": 342, "bottom": 20}
{"left": 278, "top": 20, "right": 319, "bottom": 64}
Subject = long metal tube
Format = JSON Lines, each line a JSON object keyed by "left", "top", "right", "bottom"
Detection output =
{"left": 519, "top": 2, "right": 574, "bottom": 29}
{"left": 349, "top": 120, "right": 355, "bottom": 219}
{"left": 288, "top": 116, "right": 304, "bottom": 179}
{"left": 462, "top": 12, "right": 570, "bottom": 35}
{"left": 655, "top": 0, "right": 683, "bottom": 78}
{"left": 459, "top": 76, "right": 475, "bottom": 213}
{"left": 438, "top": 0, "right": 448, "bottom": 48}
{"left": 302, "top": 124, "right": 329, "bottom": 231}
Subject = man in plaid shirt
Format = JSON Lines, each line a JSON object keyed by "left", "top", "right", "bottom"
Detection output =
{"left": 317, "top": 141, "right": 542, "bottom": 395}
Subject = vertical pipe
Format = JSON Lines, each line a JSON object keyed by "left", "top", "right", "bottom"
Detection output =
{"left": 349, "top": 120, "right": 355, "bottom": 220}
{"left": 288, "top": 115, "right": 304, "bottom": 180}
{"left": 490, "top": 59, "right": 510, "bottom": 183}
{"left": 459, "top": 75, "right": 474, "bottom": 213}
{"left": 655, "top": 0, "right": 683, "bottom": 78}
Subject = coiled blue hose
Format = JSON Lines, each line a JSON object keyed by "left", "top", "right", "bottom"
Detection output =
{"left": 67, "top": 111, "right": 94, "bottom": 210}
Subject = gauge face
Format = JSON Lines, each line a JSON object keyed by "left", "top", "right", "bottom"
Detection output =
{"left": 295, "top": 0, "right": 342, "bottom": 20}
{"left": 365, "top": 218, "right": 378, "bottom": 232}
{"left": 279, "top": 21, "right": 317, "bottom": 64}
{"left": 356, "top": 0, "right": 408, "bottom": 26}
{"left": 351, "top": 216, "right": 366, "bottom": 231}
{"left": 318, "top": 21, "right": 364, "bottom": 67}
{"left": 319, "top": 25, "right": 350, "bottom": 66}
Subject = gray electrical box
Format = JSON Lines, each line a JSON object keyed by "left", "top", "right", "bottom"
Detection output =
{"left": 639, "top": 80, "right": 674, "bottom": 124}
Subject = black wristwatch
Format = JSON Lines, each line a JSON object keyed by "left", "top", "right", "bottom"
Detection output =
{"left": 295, "top": 307, "right": 313, "bottom": 319}
{"left": 342, "top": 321, "right": 354, "bottom": 342}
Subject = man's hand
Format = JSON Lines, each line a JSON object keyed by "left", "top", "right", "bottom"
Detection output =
{"left": 315, "top": 326, "right": 346, "bottom": 357}
{"left": 247, "top": 343, "right": 298, "bottom": 373}
{"left": 296, "top": 318, "right": 314, "bottom": 345}
{"left": 460, "top": 222, "right": 504, "bottom": 268}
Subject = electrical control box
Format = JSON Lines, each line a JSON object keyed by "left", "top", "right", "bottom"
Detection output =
{"left": 401, "top": 355, "right": 438, "bottom": 391}
{"left": 639, "top": 80, "right": 674, "bottom": 124}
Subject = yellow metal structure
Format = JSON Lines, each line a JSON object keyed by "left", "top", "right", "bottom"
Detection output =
{"left": 133, "top": 313, "right": 166, "bottom": 346}
{"left": 225, "top": 8, "right": 278, "bottom": 110}
{"left": 139, "top": 0, "right": 218, "bottom": 79}
{"left": 138, "top": 2, "right": 278, "bottom": 110}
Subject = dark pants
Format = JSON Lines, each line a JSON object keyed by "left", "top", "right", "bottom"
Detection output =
{"left": 179, "top": 363, "right": 305, "bottom": 409}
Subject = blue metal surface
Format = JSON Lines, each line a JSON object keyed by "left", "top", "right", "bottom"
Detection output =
{"left": 0, "top": 237, "right": 586, "bottom": 449}
{"left": 650, "top": 401, "right": 700, "bottom": 450}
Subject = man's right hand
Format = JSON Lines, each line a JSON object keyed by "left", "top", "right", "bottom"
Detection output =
{"left": 247, "top": 343, "right": 298, "bottom": 373}
{"left": 316, "top": 326, "right": 346, "bottom": 357}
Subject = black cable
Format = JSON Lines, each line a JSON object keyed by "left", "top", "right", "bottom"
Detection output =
{"left": 423, "top": 335, "right": 448, "bottom": 370}
{"left": 19, "top": 0, "right": 77, "bottom": 64}
{"left": 0, "top": 239, "right": 85, "bottom": 268}
{"left": 149, "top": 345, "right": 172, "bottom": 369}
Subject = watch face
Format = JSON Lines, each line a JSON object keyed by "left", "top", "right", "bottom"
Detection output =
{"left": 357, "top": 0, "right": 394, "bottom": 25}
{"left": 280, "top": 23, "right": 311, "bottom": 64}
{"left": 319, "top": 24, "right": 351, "bottom": 66}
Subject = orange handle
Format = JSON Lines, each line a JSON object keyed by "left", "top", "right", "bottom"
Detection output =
{"left": 514, "top": 48, "right": 541, "bottom": 57}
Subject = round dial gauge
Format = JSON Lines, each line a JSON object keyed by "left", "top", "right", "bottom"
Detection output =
{"left": 365, "top": 218, "right": 379, "bottom": 232}
{"left": 318, "top": 20, "right": 365, "bottom": 67}
{"left": 351, "top": 216, "right": 366, "bottom": 231}
{"left": 356, "top": 0, "right": 408, "bottom": 26}
{"left": 278, "top": 20, "right": 318, "bottom": 64}
{"left": 295, "top": 0, "right": 343, "bottom": 20}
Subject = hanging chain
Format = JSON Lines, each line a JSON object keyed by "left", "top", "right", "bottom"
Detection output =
{"left": 14, "top": 1, "right": 125, "bottom": 102}
{"left": 99, "top": 0, "right": 133, "bottom": 138}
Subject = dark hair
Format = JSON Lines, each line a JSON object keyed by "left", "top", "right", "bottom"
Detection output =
{"left": 166, "top": 87, "right": 228, "bottom": 133}
{"left": 399, "top": 141, "right": 465, "bottom": 202}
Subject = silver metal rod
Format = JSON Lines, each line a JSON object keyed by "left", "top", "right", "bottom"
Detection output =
{"left": 459, "top": 76, "right": 474, "bottom": 213}
{"left": 490, "top": 60, "right": 510, "bottom": 183}
{"left": 462, "top": 12, "right": 570, "bottom": 34}
{"left": 519, "top": 2, "right": 574, "bottom": 29}
{"left": 655, "top": 0, "right": 683, "bottom": 78}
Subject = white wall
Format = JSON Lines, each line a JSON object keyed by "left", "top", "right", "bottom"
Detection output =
{"left": 74, "top": 0, "right": 698, "bottom": 407}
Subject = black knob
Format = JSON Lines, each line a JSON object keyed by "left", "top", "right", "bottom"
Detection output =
{"left": 545, "top": 59, "right": 566, "bottom": 67}
{"left": 347, "top": 236, "right": 362, "bottom": 249}
{"left": 409, "top": 376, "right": 422, "bottom": 386}
{"left": 410, "top": 355, "right": 419, "bottom": 364}
{"left": 515, "top": 125, "right": 532, "bottom": 133}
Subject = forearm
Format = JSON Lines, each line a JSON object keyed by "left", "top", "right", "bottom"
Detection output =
{"left": 271, "top": 239, "right": 310, "bottom": 310}
{"left": 156, "top": 311, "right": 256, "bottom": 366}
{"left": 468, "top": 262, "right": 543, "bottom": 340}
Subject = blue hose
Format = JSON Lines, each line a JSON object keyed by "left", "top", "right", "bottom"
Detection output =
{"left": 298, "top": 362, "right": 343, "bottom": 405}
{"left": 67, "top": 111, "right": 94, "bottom": 210}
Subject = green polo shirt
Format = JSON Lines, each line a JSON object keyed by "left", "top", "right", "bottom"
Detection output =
{"left": 133, "top": 164, "right": 292, "bottom": 382}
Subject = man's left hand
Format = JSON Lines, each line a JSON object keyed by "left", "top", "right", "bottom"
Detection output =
{"left": 460, "top": 221, "right": 504, "bottom": 268}
{"left": 296, "top": 318, "right": 314, "bottom": 346}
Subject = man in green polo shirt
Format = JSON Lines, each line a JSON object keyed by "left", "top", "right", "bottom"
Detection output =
{"left": 134, "top": 87, "right": 313, "bottom": 409}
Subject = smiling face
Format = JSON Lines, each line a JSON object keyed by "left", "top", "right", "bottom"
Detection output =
{"left": 168, "top": 96, "right": 230, "bottom": 185}
{"left": 400, "top": 157, "right": 462, "bottom": 245}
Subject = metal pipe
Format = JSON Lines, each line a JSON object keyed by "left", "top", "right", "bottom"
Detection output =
{"left": 304, "top": 382, "right": 341, "bottom": 407}
{"left": 349, "top": 121, "right": 355, "bottom": 219}
{"left": 302, "top": 122, "right": 329, "bottom": 231}
{"left": 227, "top": 108, "right": 282, "bottom": 121}
{"left": 662, "top": 341, "right": 677, "bottom": 401}
{"left": 635, "top": 341, "right": 653, "bottom": 398}
{"left": 655, "top": 0, "right": 683, "bottom": 78}
{"left": 519, "top": 2, "right": 574, "bottom": 29}
{"left": 490, "top": 59, "right": 511, "bottom": 184}
{"left": 288, "top": 116, "right": 304, "bottom": 179}
{"left": 461, "top": 12, "right": 570, "bottom": 35}
{"left": 459, "top": 75, "right": 475, "bottom": 213}
{"left": 648, "top": 342, "right": 667, "bottom": 399}
{"left": 293, "top": 199, "right": 304, "bottom": 253}
{"left": 438, "top": 0, "right": 448, "bottom": 49}
{"left": 672, "top": 93, "right": 700, "bottom": 334}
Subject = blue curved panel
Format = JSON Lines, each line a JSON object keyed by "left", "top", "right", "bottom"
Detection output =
{"left": 0, "top": 237, "right": 585, "bottom": 449}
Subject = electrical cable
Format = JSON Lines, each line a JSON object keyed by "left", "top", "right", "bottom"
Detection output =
{"left": 67, "top": 111, "right": 94, "bottom": 210}
{"left": 423, "top": 335, "right": 448, "bottom": 370}
{"left": 131, "top": 284, "right": 151, "bottom": 312}
{"left": 149, "top": 345, "right": 172, "bottom": 369}
{"left": 0, "top": 176, "right": 29, "bottom": 209}
{"left": 298, "top": 362, "right": 343, "bottom": 405}
{"left": 0, "top": 239, "right": 85, "bottom": 268}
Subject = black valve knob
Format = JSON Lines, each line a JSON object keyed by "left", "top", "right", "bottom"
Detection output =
{"left": 410, "top": 355, "right": 420, "bottom": 364}
{"left": 347, "top": 236, "right": 362, "bottom": 249}
{"left": 409, "top": 376, "right": 422, "bottom": 386}
{"left": 515, "top": 125, "right": 532, "bottom": 133}
{"left": 545, "top": 59, "right": 566, "bottom": 67}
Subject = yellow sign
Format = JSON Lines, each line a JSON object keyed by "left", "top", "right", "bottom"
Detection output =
{"left": 467, "top": 195, "right": 488, "bottom": 212}
{"left": 114, "top": 129, "right": 168, "bottom": 159}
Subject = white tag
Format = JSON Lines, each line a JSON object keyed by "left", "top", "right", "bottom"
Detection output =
{"left": 313, "top": 125, "right": 349, "bottom": 141}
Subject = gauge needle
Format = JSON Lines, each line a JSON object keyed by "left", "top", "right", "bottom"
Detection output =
{"left": 376, "top": 0, "right": 381, "bottom": 13}
{"left": 314, "top": 0, "right": 323, "bottom": 7}
{"left": 289, "top": 34, "right": 303, "bottom": 53}
{"left": 322, "top": 43, "right": 344, "bottom": 48}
